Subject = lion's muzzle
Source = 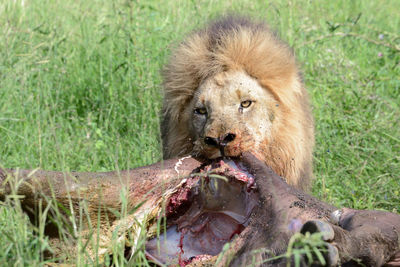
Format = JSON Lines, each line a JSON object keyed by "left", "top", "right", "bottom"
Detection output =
{"left": 204, "top": 133, "right": 236, "bottom": 157}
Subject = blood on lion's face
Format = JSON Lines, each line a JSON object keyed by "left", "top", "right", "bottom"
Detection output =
{"left": 188, "top": 70, "right": 276, "bottom": 160}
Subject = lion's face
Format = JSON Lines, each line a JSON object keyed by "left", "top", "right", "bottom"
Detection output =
{"left": 187, "top": 70, "right": 277, "bottom": 159}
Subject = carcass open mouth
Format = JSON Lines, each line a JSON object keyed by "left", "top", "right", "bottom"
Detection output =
{"left": 145, "top": 159, "right": 258, "bottom": 266}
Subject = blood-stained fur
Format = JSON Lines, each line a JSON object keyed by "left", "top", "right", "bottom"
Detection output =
{"left": 161, "top": 16, "right": 314, "bottom": 190}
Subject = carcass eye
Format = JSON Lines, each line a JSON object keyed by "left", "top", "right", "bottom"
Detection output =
{"left": 194, "top": 107, "right": 207, "bottom": 115}
{"left": 240, "top": 100, "right": 252, "bottom": 108}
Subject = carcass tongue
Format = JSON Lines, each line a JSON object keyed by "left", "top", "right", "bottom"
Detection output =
{"left": 145, "top": 159, "right": 258, "bottom": 266}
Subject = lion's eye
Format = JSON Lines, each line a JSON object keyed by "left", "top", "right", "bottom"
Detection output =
{"left": 240, "top": 100, "right": 252, "bottom": 108}
{"left": 194, "top": 107, "right": 207, "bottom": 115}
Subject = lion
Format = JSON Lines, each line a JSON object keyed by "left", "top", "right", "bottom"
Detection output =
{"left": 161, "top": 16, "right": 314, "bottom": 190}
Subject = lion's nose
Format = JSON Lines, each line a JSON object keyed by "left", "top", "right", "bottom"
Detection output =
{"left": 220, "top": 133, "right": 236, "bottom": 146}
{"left": 204, "top": 133, "right": 236, "bottom": 147}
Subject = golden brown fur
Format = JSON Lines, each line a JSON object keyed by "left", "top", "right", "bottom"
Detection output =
{"left": 161, "top": 16, "right": 314, "bottom": 190}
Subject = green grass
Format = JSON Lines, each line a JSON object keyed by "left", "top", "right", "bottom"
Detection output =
{"left": 0, "top": 0, "right": 399, "bottom": 265}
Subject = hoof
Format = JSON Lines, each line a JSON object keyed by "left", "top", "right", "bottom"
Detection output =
{"left": 301, "top": 220, "right": 335, "bottom": 241}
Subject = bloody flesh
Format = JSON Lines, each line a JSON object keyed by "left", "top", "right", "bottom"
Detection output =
{"left": 145, "top": 159, "right": 258, "bottom": 265}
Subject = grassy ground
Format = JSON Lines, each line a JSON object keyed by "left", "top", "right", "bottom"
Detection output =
{"left": 0, "top": 0, "right": 399, "bottom": 265}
